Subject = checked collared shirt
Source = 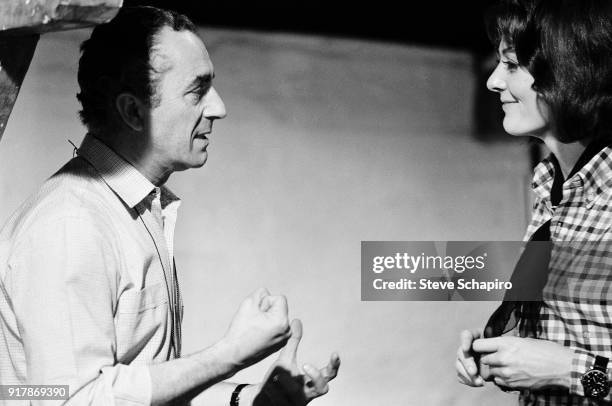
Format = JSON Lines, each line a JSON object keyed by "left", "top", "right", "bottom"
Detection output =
{"left": 519, "top": 146, "right": 612, "bottom": 405}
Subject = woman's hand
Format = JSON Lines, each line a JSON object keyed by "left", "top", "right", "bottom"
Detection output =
{"left": 456, "top": 329, "right": 485, "bottom": 387}
{"left": 473, "top": 336, "right": 574, "bottom": 390}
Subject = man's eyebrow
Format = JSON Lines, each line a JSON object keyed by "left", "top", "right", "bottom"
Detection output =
{"left": 185, "top": 73, "right": 215, "bottom": 90}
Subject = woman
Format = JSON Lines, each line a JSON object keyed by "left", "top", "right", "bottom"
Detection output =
{"left": 457, "top": 0, "right": 612, "bottom": 404}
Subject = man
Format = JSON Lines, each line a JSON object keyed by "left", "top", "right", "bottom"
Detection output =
{"left": 0, "top": 6, "right": 339, "bottom": 405}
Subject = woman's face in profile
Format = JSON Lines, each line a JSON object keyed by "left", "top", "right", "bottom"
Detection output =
{"left": 487, "top": 41, "right": 550, "bottom": 138}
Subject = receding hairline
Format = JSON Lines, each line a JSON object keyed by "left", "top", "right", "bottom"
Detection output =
{"left": 146, "top": 27, "right": 218, "bottom": 105}
{"left": 150, "top": 26, "right": 209, "bottom": 75}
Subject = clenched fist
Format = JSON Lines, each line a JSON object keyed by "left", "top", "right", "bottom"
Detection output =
{"left": 222, "top": 288, "right": 292, "bottom": 369}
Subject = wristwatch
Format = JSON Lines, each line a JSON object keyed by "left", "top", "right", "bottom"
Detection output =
{"left": 581, "top": 355, "right": 610, "bottom": 399}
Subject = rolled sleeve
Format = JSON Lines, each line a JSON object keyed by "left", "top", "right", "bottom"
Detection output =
{"left": 570, "top": 348, "right": 612, "bottom": 402}
{"left": 8, "top": 211, "right": 152, "bottom": 405}
{"left": 570, "top": 348, "right": 592, "bottom": 397}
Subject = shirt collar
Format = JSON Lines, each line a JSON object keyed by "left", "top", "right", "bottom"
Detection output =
{"left": 77, "top": 134, "right": 161, "bottom": 209}
{"left": 578, "top": 146, "right": 612, "bottom": 198}
{"left": 147, "top": 186, "right": 181, "bottom": 211}
{"left": 532, "top": 144, "right": 612, "bottom": 203}
{"left": 159, "top": 185, "right": 180, "bottom": 210}
{"left": 531, "top": 156, "right": 556, "bottom": 203}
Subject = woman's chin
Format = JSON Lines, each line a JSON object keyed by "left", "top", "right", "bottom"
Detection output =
{"left": 502, "top": 120, "right": 548, "bottom": 139}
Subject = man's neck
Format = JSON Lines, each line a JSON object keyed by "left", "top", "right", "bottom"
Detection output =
{"left": 94, "top": 132, "right": 172, "bottom": 186}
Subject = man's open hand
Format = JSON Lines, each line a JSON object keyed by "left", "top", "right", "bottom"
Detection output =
{"left": 250, "top": 319, "right": 340, "bottom": 405}
{"left": 222, "top": 288, "right": 292, "bottom": 369}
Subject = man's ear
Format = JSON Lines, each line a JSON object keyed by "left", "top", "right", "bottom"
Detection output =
{"left": 115, "top": 93, "right": 146, "bottom": 131}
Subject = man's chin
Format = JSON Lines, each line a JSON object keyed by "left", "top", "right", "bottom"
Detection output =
{"left": 193, "top": 160, "right": 208, "bottom": 168}
{"left": 192, "top": 152, "right": 208, "bottom": 168}
{"left": 174, "top": 152, "right": 208, "bottom": 172}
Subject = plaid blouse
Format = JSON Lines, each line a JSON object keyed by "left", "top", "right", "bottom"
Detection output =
{"left": 519, "top": 146, "right": 612, "bottom": 406}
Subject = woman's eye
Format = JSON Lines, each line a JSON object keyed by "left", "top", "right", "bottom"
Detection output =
{"left": 502, "top": 60, "right": 519, "bottom": 71}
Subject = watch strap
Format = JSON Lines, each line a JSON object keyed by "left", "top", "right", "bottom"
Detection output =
{"left": 230, "top": 384, "right": 250, "bottom": 406}
{"left": 594, "top": 355, "right": 609, "bottom": 373}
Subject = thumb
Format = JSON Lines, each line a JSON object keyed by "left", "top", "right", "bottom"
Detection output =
{"left": 278, "top": 319, "right": 302, "bottom": 365}
{"left": 252, "top": 287, "right": 271, "bottom": 308}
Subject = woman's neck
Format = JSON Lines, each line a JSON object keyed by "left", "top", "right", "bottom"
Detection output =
{"left": 541, "top": 134, "right": 590, "bottom": 179}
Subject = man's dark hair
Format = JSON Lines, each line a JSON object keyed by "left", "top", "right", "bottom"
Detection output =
{"left": 77, "top": 6, "right": 196, "bottom": 136}
{"left": 486, "top": 0, "right": 612, "bottom": 143}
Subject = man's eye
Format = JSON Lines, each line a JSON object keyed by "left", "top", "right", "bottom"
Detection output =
{"left": 190, "top": 88, "right": 206, "bottom": 101}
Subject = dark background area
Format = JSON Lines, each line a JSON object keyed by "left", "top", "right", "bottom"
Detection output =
{"left": 122, "top": 0, "right": 511, "bottom": 141}
{"left": 124, "top": 0, "right": 498, "bottom": 54}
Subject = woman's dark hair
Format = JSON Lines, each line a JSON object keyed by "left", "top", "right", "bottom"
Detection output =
{"left": 486, "top": 0, "right": 612, "bottom": 143}
{"left": 77, "top": 6, "right": 196, "bottom": 136}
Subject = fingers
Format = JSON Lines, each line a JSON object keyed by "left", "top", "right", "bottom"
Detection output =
{"left": 479, "top": 352, "right": 502, "bottom": 366}
{"left": 460, "top": 329, "right": 481, "bottom": 353}
{"left": 263, "top": 318, "right": 339, "bottom": 402}
{"left": 487, "top": 366, "right": 509, "bottom": 378}
{"left": 457, "top": 330, "right": 479, "bottom": 377}
{"left": 261, "top": 294, "right": 289, "bottom": 317}
{"left": 322, "top": 352, "right": 340, "bottom": 381}
{"left": 304, "top": 363, "right": 329, "bottom": 396}
{"left": 299, "top": 352, "right": 340, "bottom": 401}
{"left": 226, "top": 289, "right": 292, "bottom": 368}
{"left": 252, "top": 288, "right": 271, "bottom": 308}
{"left": 456, "top": 358, "right": 469, "bottom": 381}
{"left": 456, "top": 359, "right": 473, "bottom": 386}
{"left": 456, "top": 329, "right": 485, "bottom": 387}
{"left": 479, "top": 362, "right": 493, "bottom": 382}
{"left": 277, "top": 319, "right": 303, "bottom": 365}
{"left": 472, "top": 337, "right": 500, "bottom": 353}
{"left": 456, "top": 358, "right": 483, "bottom": 387}
{"left": 492, "top": 377, "right": 517, "bottom": 392}
{"left": 493, "top": 376, "right": 513, "bottom": 389}
{"left": 456, "top": 346, "right": 478, "bottom": 376}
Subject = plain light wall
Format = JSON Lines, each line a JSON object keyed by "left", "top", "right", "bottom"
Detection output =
{"left": 0, "top": 27, "right": 533, "bottom": 405}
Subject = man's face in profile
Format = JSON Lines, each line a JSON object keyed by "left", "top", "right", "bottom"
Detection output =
{"left": 147, "top": 27, "right": 226, "bottom": 172}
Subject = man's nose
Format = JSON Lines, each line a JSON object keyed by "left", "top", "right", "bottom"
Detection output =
{"left": 204, "top": 87, "right": 227, "bottom": 120}
{"left": 486, "top": 65, "right": 506, "bottom": 93}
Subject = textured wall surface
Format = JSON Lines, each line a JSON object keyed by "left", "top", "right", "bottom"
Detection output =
{"left": 0, "top": 28, "right": 533, "bottom": 405}
{"left": 0, "top": 0, "right": 121, "bottom": 33}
